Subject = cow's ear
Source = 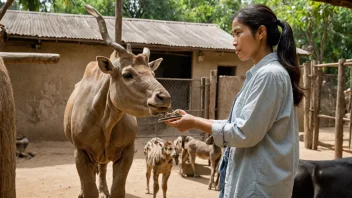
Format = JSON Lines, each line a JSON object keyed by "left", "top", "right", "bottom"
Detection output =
{"left": 97, "top": 56, "right": 114, "bottom": 74}
{"left": 148, "top": 58, "right": 163, "bottom": 71}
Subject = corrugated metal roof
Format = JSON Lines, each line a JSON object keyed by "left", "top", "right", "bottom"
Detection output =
{"left": 1, "top": 10, "right": 310, "bottom": 55}
{"left": 1, "top": 10, "right": 234, "bottom": 50}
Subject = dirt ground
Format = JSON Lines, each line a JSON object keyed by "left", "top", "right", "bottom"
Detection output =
{"left": 16, "top": 127, "right": 352, "bottom": 198}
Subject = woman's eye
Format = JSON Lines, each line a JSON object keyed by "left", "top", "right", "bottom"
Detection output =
{"left": 122, "top": 73, "right": 133, "bottom": 79}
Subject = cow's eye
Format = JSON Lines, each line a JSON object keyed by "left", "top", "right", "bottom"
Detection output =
{"left": 122, "top": 73, "right": 133, "bottom": 79}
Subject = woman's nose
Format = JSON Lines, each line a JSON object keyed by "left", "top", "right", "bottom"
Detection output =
{"left": 233, "top": 41, "right": 238, "bottom": 48}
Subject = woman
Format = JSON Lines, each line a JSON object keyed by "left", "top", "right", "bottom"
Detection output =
{"left": 165, "top": 4, "right": 303, "bottom": 198}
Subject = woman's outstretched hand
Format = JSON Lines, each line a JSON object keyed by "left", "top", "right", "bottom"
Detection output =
{"left": 164, "top": 109, "right": 196, "bottom": 132}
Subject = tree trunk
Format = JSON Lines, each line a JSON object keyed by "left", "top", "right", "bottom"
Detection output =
{"left": 0, "top": 57, "right": 16, "bottom": 198}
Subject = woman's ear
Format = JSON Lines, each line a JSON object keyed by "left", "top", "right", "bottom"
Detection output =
{"left": 257, "top": 25, "right": 267, "bottom": 40}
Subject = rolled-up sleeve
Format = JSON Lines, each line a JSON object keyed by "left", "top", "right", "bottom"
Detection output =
{"left": 212, "top": 72, "right": 282, "bottom": 148}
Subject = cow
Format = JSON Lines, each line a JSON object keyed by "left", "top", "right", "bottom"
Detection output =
{"left": 63, "top": 5, "right": 171, "bottom": 198}
{"left": 177, "top": 135, "right": 222, "bottom": 190}
{"left": 145, "top": 140, "right": 175, "bottom": 198}
{"left": 144, "top": 137, "right": 178, "bottom": 165}
{"left": 292, "top": 157, "right": 352, "bottom": 198}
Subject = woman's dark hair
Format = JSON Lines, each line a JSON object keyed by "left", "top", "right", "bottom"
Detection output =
{"left": 233, "top": 4, "right": 303, "bottom": 106}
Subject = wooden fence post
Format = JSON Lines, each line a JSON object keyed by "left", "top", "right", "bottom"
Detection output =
{"left": 310, "top": 61, "right": 316, "bottom": 150}
{"left": 209, "top": 70, "right": 217, "bottom": 120}
{"left": 350, "top": 66, "right": 352, "bottom": 149}
{"left": 204, "top": 77, "right": 210, "bottom": 119}
{"left": 303, "top": 62, "right": 313, "bottom": 149}
{"left": 335, "top": 58, "right": 346, "bottom": 159}
{"left": 201, "top": 77, "right": 205, "bottom": 117}
{"left": 312, "top": 69, "right": 323, "bottom": 149}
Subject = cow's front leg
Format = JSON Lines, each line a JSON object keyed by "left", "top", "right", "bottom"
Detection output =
{"left": 208, "top": 161, "right": 215, "bottom": 190}
{"left": 153, "top": 169, "right": 160, "bottom": 198}
{"left": 180, "top": 149, "right": 189, "bottom": 177}
{"left": 98, "top": 163, "right": 110, "bottom": 198}
{"left": 162, "top": 171, "right": 171, "bottom": 198}
{"left": 111, "top": 143, "right": 134, "bottom": 198}
{"left": 146, "top": 164, "right": 152, "bottom": 194}
{"left": 189, "top": 152, "right": 200, "bottom": 177}
{"left": 75, "top": 149, "right": 98, "bottom": 198}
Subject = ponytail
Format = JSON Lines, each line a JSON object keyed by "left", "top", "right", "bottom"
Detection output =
{"left": 277, "top": 21, "right": 303, "bottom": 106}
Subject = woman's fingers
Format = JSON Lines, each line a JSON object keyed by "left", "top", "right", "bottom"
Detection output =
{"left": 177, "top": 109, "right": 187, "bottom": 115}
{"left": 165, "top": 118, "right": 181, "bottom": 126}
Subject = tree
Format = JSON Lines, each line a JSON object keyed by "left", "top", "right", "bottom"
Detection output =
{"left": 252, "top": 0, "right": 352, "bottom": 64}
{"left": 176, "top": 0, "right": 241, "bottom": 33}
{"left": 123, "top": 0, "right": 180, "bottom": 20}
{"left": 50, "top": 0, "right": 181, "bottom": 20}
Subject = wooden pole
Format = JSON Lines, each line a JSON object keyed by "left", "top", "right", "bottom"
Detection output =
{"left": 115, "top": 0, "right": 123, "bottom": 43}
{"left": 303, "top": 62, "right": 312, "bottom": 149}
{"left": 312, "top": 69, "right": 323, "bottom": 150}
{"left": 0, "top": 0, "right": 14, "bottom": 21}
{"left": 0, "top": 52, "right": 60, "bottom": 64}
{"left": 309, "top": 61, "right": 316, "bottom": 150}
{"left": 201, "top": 77, "right": 205, "bottom": 117}
{"left": 350, "top": 66, "right": 352, "bottom": 149}
{"left": 318, "top": 114, "right": 350, "bottom": 121}
{"left": 204, "top": 77, "right": 210, "bottom": 119}
{"left": 209, "top": 70, "right": 217, "bottom": 120}
{"left": 335, "top": 58, "right": 346, "bottom": 159}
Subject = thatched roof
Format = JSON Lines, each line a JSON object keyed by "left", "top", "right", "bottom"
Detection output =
{"left": 313, "top": 0, "right": 352, "bottom": 9}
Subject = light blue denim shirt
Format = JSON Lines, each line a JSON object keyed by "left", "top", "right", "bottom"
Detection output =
{"left": 212, "top": 53, "right": 299, "bottom": 198}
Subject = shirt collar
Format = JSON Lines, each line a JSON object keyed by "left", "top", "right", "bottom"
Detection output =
{"left": 245, "top": 52, "right": 279, "bottom": 80}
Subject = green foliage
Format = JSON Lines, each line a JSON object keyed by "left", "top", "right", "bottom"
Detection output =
{"left": 18, "top": 0, "right": 42, "bottom": 11}
{"left": 123, "top": 0, "right": 180, "bottom": 20}
{"left": 176, "top": 0, "right": 241, "bottom": 33}
{"left": 252, "top": 0, "right": 351, "bottom": 64}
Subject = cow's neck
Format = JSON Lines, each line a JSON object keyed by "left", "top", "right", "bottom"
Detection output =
{"left": 92, "top": 75, "right": 124, "bottom": 146}
{"left": 101, "top": 92, "right": 124, "bottom": 146}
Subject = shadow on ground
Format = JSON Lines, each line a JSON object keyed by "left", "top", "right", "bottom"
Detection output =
{"left": 126, "top": 193, "right": 142, "bottom": 198}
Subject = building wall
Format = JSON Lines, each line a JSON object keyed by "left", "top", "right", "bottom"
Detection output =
{"left": 217, "top": 76, "right": 244, "bottom": 119}
{"left": 191, "top": 51, "right": 253, "bottom": 79}
{"left": 4, "top": 40, "right": 114, "bottom": 141}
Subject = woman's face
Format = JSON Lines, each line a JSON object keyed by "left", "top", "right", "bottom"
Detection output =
{"left": 231, "top": 18, "right": 260, "bottom": 61}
